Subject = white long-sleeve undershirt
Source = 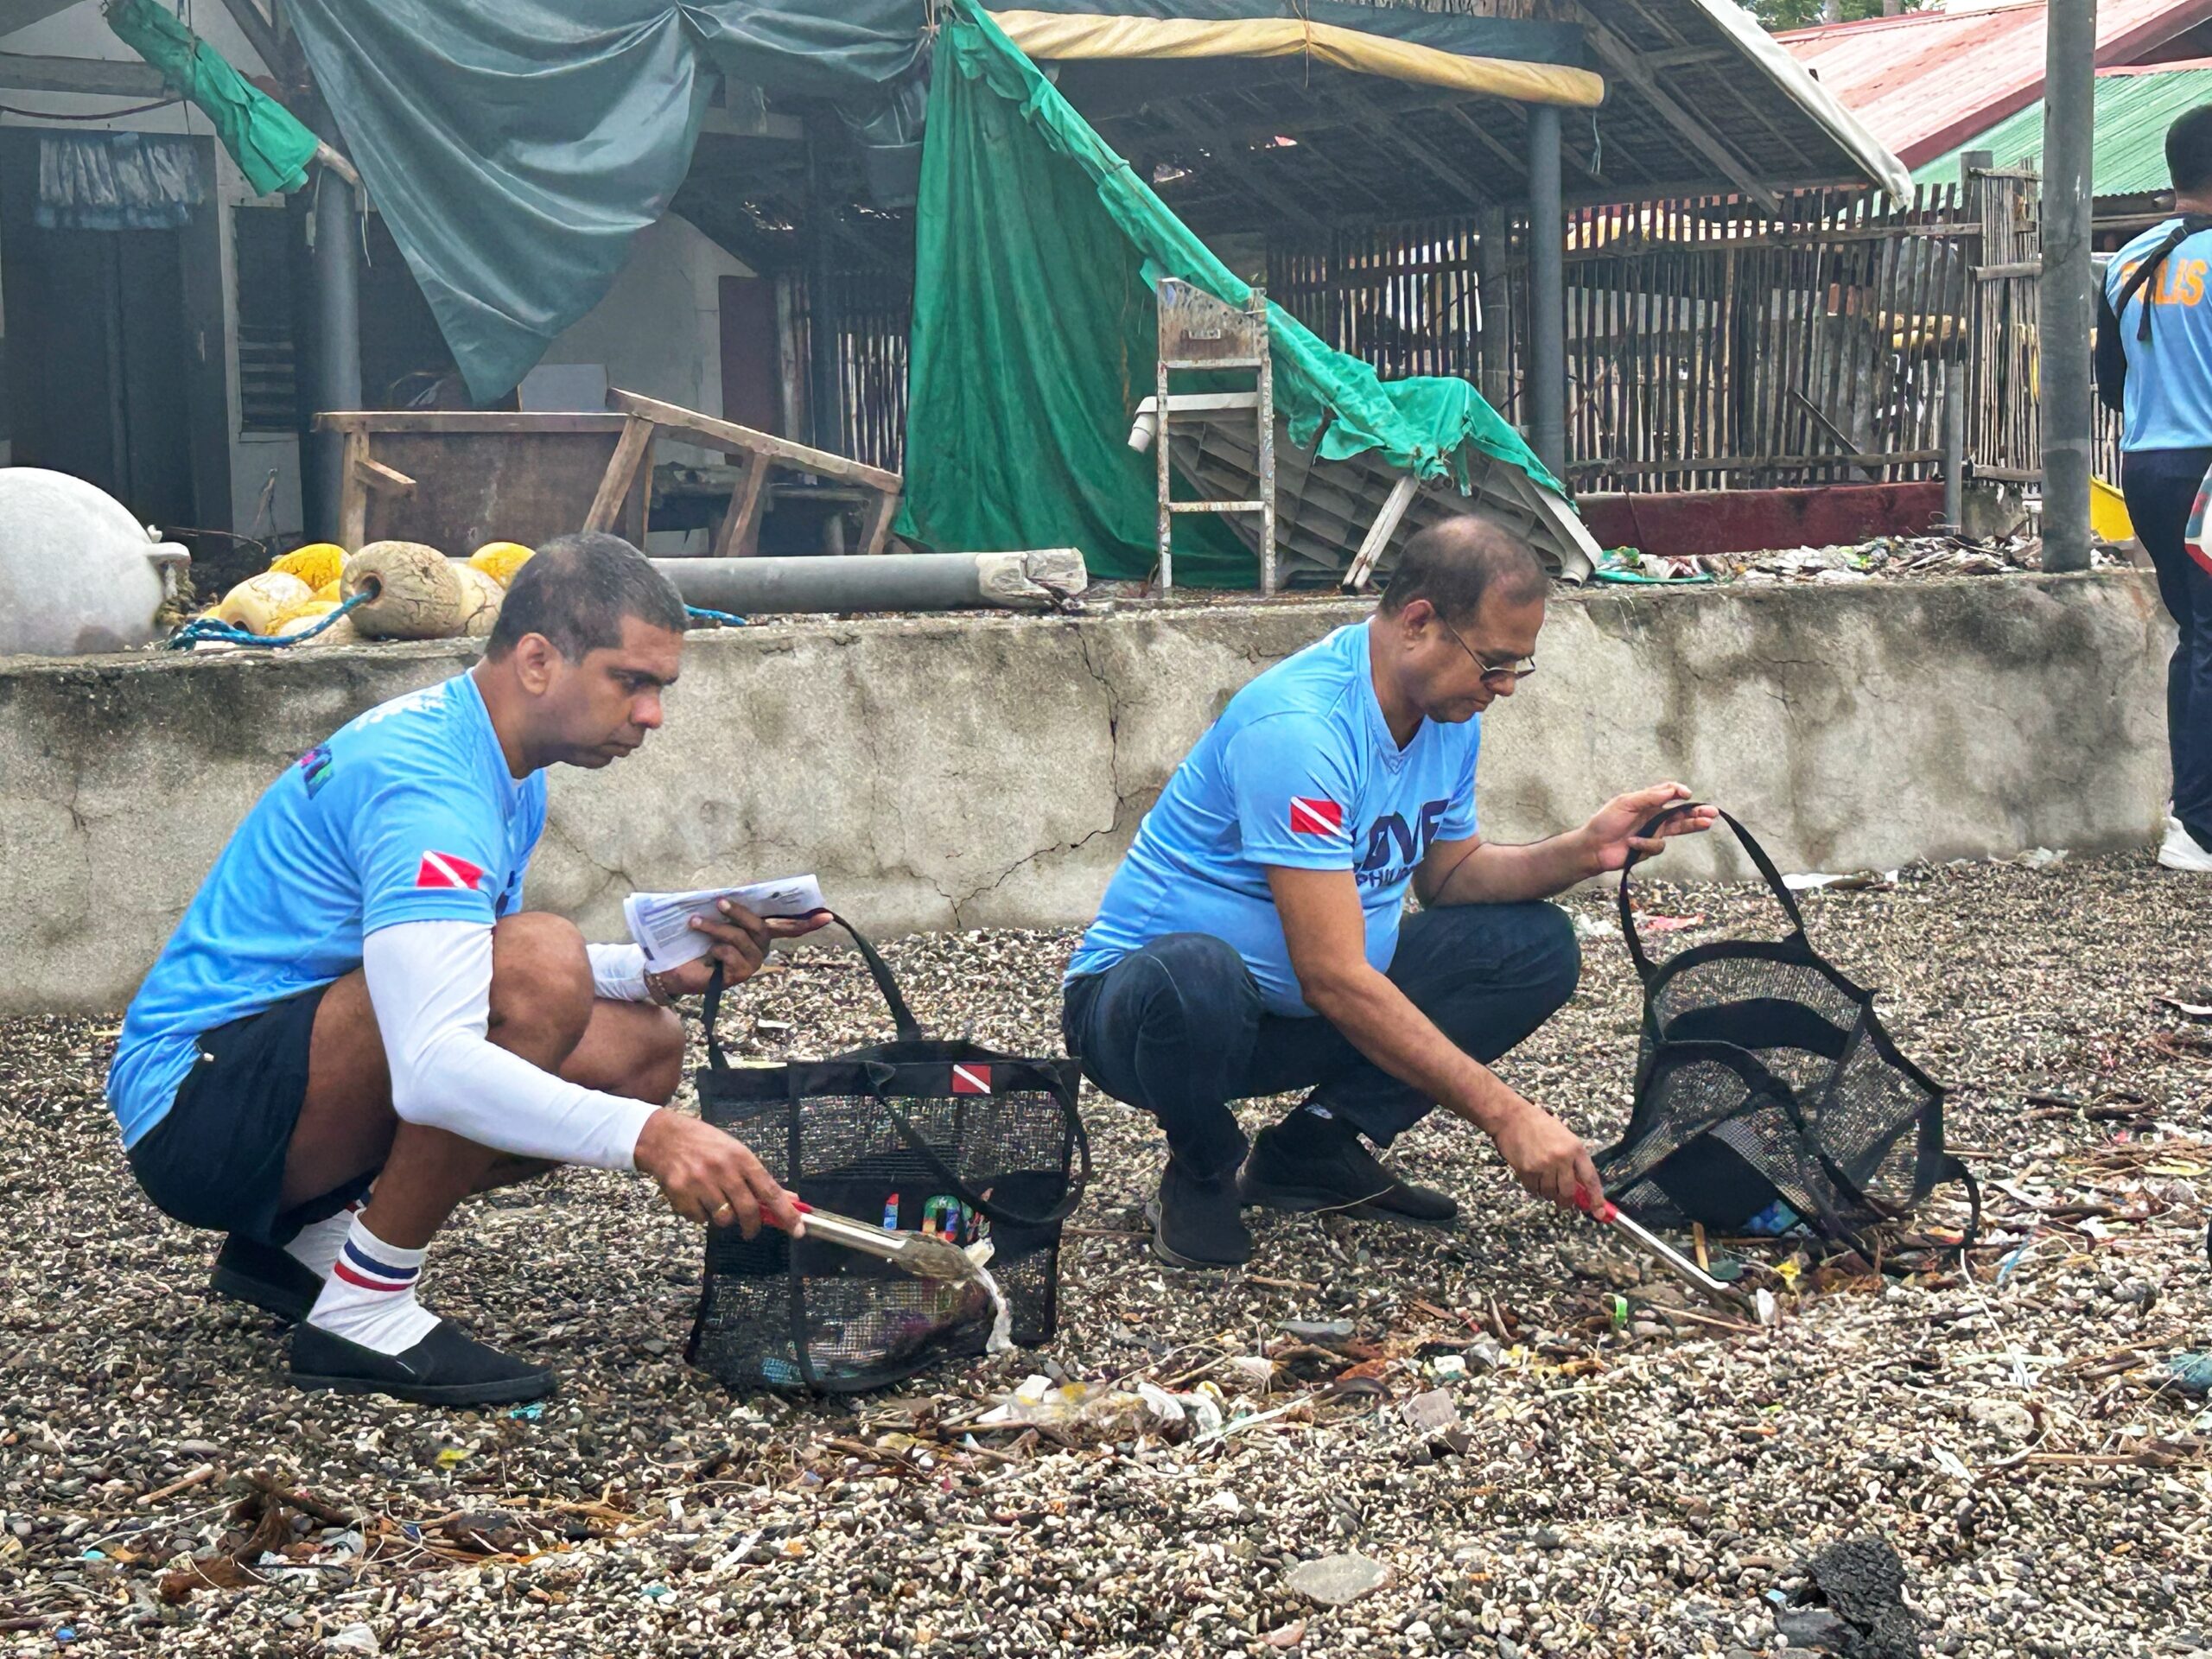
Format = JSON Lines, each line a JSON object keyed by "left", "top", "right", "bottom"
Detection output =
{"left": 362, "top": 921, "right": 659, "bottom": 1171}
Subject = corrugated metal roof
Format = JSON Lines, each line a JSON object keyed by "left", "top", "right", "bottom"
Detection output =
{"left": 1780, "top": 0, "right": 2212, "bottom": 168}
{"left": 1910, "top": 58, "right": 2212, "bottom": 195}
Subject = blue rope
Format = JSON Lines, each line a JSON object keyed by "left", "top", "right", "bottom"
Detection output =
{"left": 684, "top": 606, "right": 747, "bottom": 628}
{"left": 164, "top": 585, "right": 377, "bottom": 651}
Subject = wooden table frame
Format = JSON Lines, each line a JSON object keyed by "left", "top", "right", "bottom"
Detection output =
{"left": 582, "top": 389, "right": 905, "bottom": 557}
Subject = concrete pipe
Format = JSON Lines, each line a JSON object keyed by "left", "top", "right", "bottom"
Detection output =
{"left": 654, "top": 550, "right": 1087, "bottom": 616}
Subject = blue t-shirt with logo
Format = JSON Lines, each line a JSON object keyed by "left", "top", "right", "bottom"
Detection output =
{"left": 1065, "top": 622, "right": 1478, "bottom": 1016}
{"left": 2107, "top": 219, "right": 2212, "bottom": 452}
{"left": 106, "top": 672, "right": 545, "bottom": 1148}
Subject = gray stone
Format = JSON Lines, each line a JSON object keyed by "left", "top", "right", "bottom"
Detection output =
{"left": 1777, "top": 1608, "right": 1852, "bottom": 1650}
{"left": 1284, "top": 1552, "right": 1390, "bottom": 1606}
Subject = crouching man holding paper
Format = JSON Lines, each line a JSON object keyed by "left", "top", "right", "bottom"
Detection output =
{"left": 105, "top": 533, "right": 827, "bottom": 1403}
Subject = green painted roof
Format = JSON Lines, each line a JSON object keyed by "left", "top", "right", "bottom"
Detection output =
{"left": 1913, "top": 62, "right": 2212, "bottom": 198}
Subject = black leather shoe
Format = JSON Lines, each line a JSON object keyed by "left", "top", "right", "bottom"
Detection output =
{"left": 288, "top": 1319, "right": 557, "bottom": 1406}
{"left": 1144, "top": 1157, "right": 1252, "bottom": 1268}
{"left": 1241, "top": 1113, "right": 1459, "bottom": 1225}
{"left": 208, "top": 1236, "right": 323, "bottom": 1325}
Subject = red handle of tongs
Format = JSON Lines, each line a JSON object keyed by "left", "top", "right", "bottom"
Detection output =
{"left": 1574, "top": 1186, "right": 1618, "bottom": 1224}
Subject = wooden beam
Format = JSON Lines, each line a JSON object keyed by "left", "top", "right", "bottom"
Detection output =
{"left": 0, "top": 53, "right": 167, "bottom": 98}
{"left": 338, "top": 431, "right": 370, "bottom": 551}
{"left": 709, "top": 456, "right": 772, "bottom": 559}
{"left": 213, "top": 0, "right": 283, "bottom": 76}
{"left": 1560, "top": 3, "right": 1782, "bottom": 215}
{"left": 1643, "top": 46, "right": 1732, "bottom": 70}
{"left": 585, "top": 415, "right": 658, "bottom": 534}
{"left": 1336, "top": 86, "right": 1495, "bottom": 212}
{"left": 352, "top": 454, "right": 416, "bottom": 497}
{"left": 607, "top": 389, "right": 903, "bottom": 493}
{"left": 1157, "top": 106, "right": 1328, "bottom": 236}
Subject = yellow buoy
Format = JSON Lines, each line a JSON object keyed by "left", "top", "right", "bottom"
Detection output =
{"left": 270, "top": 542, "right": 347, "bottom": 591}
{"left": 312, "top": 578, "right": 342, "bottom": 602}
{"left": 343, "top": 542, "right": 466, "bottom": 639}
{"left": 268, "top": 596, "right": 338, "bottom": 635}
{"left": 468, "top": 540, "right": 536, "bottom": 587}
{"left": 213, "top": 570, "right": 313, "bottom": 636}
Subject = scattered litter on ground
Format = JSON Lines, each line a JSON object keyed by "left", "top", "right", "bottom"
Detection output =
{"left": 0, "top": 852, "right": 2207, "bottom": 1654}
{"left": 1674, "top": 530, "right": 2134, "bottom": 588}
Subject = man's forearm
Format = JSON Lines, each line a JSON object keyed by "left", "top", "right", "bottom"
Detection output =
{"left": 1428, "top": 831, "right": 1598, "bottom": 906}
{"left": 1301, "top": 963, "right": 1526, "bottom": 1134}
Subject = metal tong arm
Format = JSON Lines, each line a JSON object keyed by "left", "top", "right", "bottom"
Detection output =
{"left": 1574, "top": 1187, "right": 1758, "bottom": 1318}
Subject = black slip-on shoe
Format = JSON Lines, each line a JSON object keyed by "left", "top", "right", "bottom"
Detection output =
{"left": 1241, "top": 1114, "right": 1459, "bottom": 1225}
{"left": 208, "top": 1236, "right": 323, "bottom": 1325}
{"left": 1143, "top": 1157, "right": 1252, "bottom": 1269}
{"left": 287, "top": 1319, "right": 557, "bottom": 1407}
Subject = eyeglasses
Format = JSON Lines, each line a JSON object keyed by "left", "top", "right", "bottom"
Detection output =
{"left": 1440, "top": 618, "right": 1537, "bottom": 690}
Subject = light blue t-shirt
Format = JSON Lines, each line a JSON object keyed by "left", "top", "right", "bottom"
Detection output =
{"left": 107, "top": 672, "right": 545, "bottom": 1148}
{"left": 1065, "top": 622, "right": 1479, "bottom": 1016}
{"left": 2107, "top": 219, "right": 2212, "bottom": 452}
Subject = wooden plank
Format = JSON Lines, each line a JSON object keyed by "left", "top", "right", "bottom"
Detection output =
{"left": 315, "top": 411, "right": 632, "bottom": 435}
{"left": 1345, "top": 473, "right": 1420, "bottom": 590}
{"left": 856, "top": 488, "right": 903, "bottom": 558}
{"left": 339, "top": 432, "right": 370, "bottom": 551}
{"left": 709, "top": 456, "right": 772, "bottom": 559}
{"left": 607, "top": 389, "right": 901, "bottom": 493}
{"left": 353, "top": 454, "right": 417, "bottom": 497}
{"left": 585, "top": 415, "right": 658, "bottom": 534}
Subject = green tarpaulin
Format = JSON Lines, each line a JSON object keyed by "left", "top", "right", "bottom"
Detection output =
{"left": 102, "top": 0, "right": 318, "bottom": 198}
{"left": 281, "top": 0, "right": 927, "bottom": 404}
{"left": 897, "top": 3, "right": 1565, "bottom": 586}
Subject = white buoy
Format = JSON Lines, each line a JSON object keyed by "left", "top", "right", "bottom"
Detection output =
{"left": 0, "top": 469, "right": 189, "bottom": 657}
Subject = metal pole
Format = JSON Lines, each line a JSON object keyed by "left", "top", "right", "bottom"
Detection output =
{"left": 311, "top": 166, "right": 361, "bottom": 544}
{"left": 2039, "top": 0, "right": 2097, "bottom": 573}
{"left": 1942, "top": 361, "right": 1967, "bottom": 531}
{"left": 1527, "top": 104, "right": 1567, "bottom": 481}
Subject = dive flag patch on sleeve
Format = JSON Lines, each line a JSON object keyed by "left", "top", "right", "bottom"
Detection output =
{"left": 1288, "top": 796, "right": 1345, "bottom": 837}
{"left": 415, "top": 850, "right": 486, "bottom": 891}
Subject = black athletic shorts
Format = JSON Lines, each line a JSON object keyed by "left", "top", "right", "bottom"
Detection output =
{"left": 124, "top": 983, "right": 372, "bottom": 1246}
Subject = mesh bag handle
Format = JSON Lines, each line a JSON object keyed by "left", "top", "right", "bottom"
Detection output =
{"left": 702, "top": 911, "right": 923, "bottom": 1071}
{"left": 1617, "top": 803, "right": 1808, "bottom": 981}
{"left": 859, "top": 1060, "right": 1093, "bottom": 1231}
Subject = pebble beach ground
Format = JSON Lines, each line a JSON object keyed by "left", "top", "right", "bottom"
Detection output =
{"left": 3, "top": 850, "right": 2209, "bottom": 1657}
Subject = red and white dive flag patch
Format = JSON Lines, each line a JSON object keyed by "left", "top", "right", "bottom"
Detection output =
{"left": 415, "top": 850, "right": 486, "bottom": 891}
{"left": 1287, "top": 796, "right": 1345, "bottom": 837}
{"left": 950, "top": 1063, "right": 993, "bottom": 1095}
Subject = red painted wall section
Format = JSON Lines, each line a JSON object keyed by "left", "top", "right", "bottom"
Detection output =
{"left": 1577, "top": 483, "right": 1948, "bottom": 558}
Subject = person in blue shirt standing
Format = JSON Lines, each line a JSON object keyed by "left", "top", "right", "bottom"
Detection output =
{"left": 2100, "top": 103, "right": 2212, "bottom": 872}
{"left": 108, "top": 534, "right": 825, "bottom": 1402}
{"left": 1061, "top": 518, "right": 1715, "bottom": 1268}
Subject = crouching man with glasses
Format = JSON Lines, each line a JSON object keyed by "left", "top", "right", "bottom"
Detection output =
{"left": 1061, "top": 517, "right": 1716, "bottom": 1268}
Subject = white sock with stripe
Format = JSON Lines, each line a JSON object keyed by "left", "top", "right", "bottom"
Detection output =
{"left": 282, "top": 1200, "right": 362, "bottom": 1281}
{"left": 306, "top": 1217, "right": 440, "bottom": 1356}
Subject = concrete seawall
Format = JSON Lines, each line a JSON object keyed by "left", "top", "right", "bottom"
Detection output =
{"left": 0, "top": 571, "right": 2171, "bottom": 1015}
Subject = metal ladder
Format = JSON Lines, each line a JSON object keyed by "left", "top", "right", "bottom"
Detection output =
{"left": 1151, "top": 278, "right": 1276, "bottom": 594}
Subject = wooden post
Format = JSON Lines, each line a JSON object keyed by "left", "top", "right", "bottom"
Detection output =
{"left": 586, "top": 415, "right": 657, "bottom": 534}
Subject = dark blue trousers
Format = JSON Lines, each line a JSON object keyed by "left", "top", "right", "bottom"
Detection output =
{"left": 2122, "top": 446, "right": 2212, "bottom": 849}
{"left": 1061, "top": 902, "right": 1582, "bottom": 1179}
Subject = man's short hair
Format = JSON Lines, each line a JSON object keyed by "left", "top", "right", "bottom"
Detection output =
{"left": 2171, "top": 104, "right": 2212, "bottom": 195}
{"left": 486, "top": 531, "right": 687, "bottom": 660}
{"left": 1377, "top": 518, "right": 1548, "bottom": 625}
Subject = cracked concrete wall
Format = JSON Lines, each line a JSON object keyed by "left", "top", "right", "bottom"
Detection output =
{"left": 0, "top": 572, "right": 2171, "bottom": 1016}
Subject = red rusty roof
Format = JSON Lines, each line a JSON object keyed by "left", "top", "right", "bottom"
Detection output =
{"left": 1781, "top": 0, "right": 2212, "bottom": 168}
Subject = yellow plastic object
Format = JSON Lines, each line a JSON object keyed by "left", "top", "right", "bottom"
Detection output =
{"left": 213, "top": 570, "right": 313, "bottom": 635}
{"left": 268, "top": 596, "right": 337, "bottom": 633}
{"left": 270, "top": 542, "right": 346, "bottom": 590}
{"left": 2090, "top": 476, "right": 2134, "bottom": 543}
{"left": 312, "top": 578, "right": 341, "bottom": 602}
{"left": 468, "top": 540, "right": 536, "bottom": 587}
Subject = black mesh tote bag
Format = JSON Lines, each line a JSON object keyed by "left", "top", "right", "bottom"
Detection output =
{"left": 1595, "top": 808, "right": 1977, "bottom": 1254}
{"left": 686, "top": 918, "right": 1090, "bottom": 1394}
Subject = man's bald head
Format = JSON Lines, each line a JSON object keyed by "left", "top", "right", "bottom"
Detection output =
{"left": 1377, "top": 518, "right": 1547, "bottom": 626}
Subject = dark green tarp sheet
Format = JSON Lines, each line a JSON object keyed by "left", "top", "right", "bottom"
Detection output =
{"left": 282, "top": 0, "right": 925, "bottom": 404}
{"left": 103, "top": 0, "right": 319, "bottom": 197}
{"left": 896, "top": 3, "right": 1564, "bottom": 586}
